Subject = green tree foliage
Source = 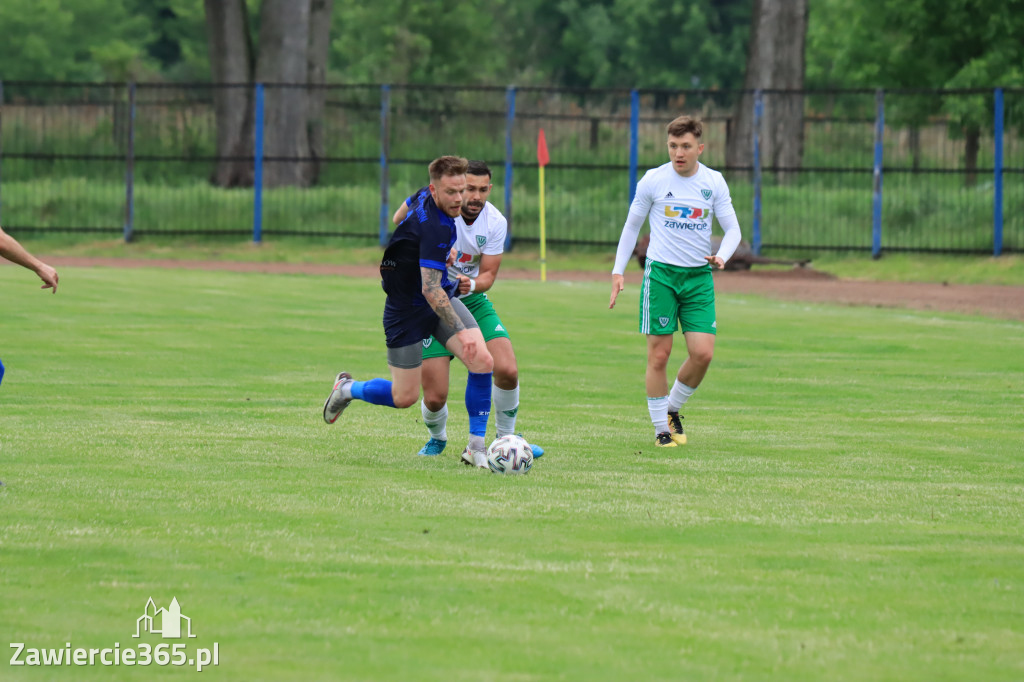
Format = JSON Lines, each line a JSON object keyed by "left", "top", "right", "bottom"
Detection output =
{"left": 0, "top": 0, "right": 154, "bottom": 81}
{"left": 326, "top": 0, "right": 751, "bottom": 88}
{"left": 537, "top": 0, "right": 751, "bottom": 89}
{"left": 807, "top": 0, "right": 1024, "bottom": 108}
{"left": 806, "top": 0, "right": 1024, "bottom": 184}
{"left": 327, "top": 0, "right": 510, "bottom": 84}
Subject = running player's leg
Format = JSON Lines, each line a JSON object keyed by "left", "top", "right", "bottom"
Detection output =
{"left": 640, "top": 261, "right": 679, "bottom": 446}
{"left": 436, "top": 298, "right": 492, "bottom": 467}
{"left": 323, "top": 343, "right": 423, "bottom": 423}
{"left": 323, "top": 305, "right": 430, "bottom": 423}
{"left": 488, "top": 336, "right": 519, "bottom": 436}
{"left": 666, "top": 268, "right": 717, "bottom": 443}
{"left": 418, "top": 350, "right": 452, "bottom": 455}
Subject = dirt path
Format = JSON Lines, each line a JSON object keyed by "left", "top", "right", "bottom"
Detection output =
{"left": 23, "top": 256, "right": 1024, "bottom": 322}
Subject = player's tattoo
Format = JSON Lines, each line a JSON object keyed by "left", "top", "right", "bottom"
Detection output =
{"left": 421, "top": 266, "right": 465, "bottom": 332}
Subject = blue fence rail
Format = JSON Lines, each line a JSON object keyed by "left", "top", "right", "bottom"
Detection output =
{"left": 0, "top": 82, "right": 1020, "bottom": 256}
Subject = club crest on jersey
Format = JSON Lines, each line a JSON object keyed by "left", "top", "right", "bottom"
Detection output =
{"left": 422, "top": 338, "right": 433, "bottom": 348}
{"left": 476, "top": 235, "right": 486, "bottom": 247}
{"left": 702, "top": 189, "right": 712, "bottom": 200}
{"left": 658, "top": 316, "right": 670, "bottom": 327}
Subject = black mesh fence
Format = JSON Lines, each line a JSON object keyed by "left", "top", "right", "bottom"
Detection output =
{"left": 0, "top": 81, "right": 1019, "bottom": 255}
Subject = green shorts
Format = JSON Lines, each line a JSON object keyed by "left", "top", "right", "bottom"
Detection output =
{"left": 422, "top": 292, "right": 510, "bottom": 359}
{"left": 640, "top": 260, "right": 717, "bottom": 335}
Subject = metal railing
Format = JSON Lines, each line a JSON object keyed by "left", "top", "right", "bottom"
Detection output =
{"left": 0, "top": 81, "right": 1020, "bottom": 256}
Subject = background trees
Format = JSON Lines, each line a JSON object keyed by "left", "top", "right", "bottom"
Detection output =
{"left": 2, "top": 0, "right": 1021, "bottom": 188}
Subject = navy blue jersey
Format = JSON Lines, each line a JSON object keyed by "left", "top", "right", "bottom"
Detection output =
{"left": 380, "top": 187, "right": 458, "bottom": 311}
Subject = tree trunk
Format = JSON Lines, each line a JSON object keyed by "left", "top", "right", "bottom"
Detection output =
{"left": 204, "top": 0, "right": 255, "bottom": 187}
{"left": 306, "top": 0, "right": 334, "bottom": 185}
{"left": 256, "top": 0, "right": 314, "bottom": 188}
{"left": 726, "top": 0, "right": 808, "bottom": 183}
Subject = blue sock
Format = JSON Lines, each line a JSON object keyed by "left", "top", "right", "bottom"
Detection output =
{"left": 351, "top": 378, "right": 396, "bottom": 408}
{"left": 0, "top": 357, "right": 4, "bottom": 387}
{"left": 465, "top": 371, "right": 492, "bottom": 438}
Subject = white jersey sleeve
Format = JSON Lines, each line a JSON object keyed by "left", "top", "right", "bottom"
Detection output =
{"left": 611, "top": 171, "right": 657, "bottom": 275}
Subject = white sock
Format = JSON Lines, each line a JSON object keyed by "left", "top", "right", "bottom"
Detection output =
{"left": 492, "top": 384, "right": 520, "bottom": 437}
{"left": 667, "top": 381, "right": 696, "bottom": 413}
{"left": 647, "top": 395, "right": 670, "bottom": 435}
{"left": 421, "top": 401, "right": 448, "bottom": 441}
{"left": 468, "top": 434, "right": 485, "bottom": 452}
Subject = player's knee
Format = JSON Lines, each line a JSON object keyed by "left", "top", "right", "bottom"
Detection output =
{"left": 691, "top": 347, "right": 714, "bottom": 368}
{"left": 493, "top": 360, "right": 518, "bottom": 388}
{"left": 648, "top": 348, "right": 671, "bottom": 370}
{"left": 392, "top": 386, "right": 420, "bottom": 409}
{"left": 471, "top": 346, "right": 494, "bottom": 374}
{"left": 422, "top": 393, "right": 447, "bottom": 412}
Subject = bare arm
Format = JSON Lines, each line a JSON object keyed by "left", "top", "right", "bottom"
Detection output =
{"left": 458, "top": 253, "right": 502, "bottom": 295}
{"left": 421, "top": 266, "right": 465, "bottom": 332}
{"left": 0, "top": 226, "right": 59, "bottom": 293}
{"left": 392, "top": 202, "right": 410, "bottom": 226}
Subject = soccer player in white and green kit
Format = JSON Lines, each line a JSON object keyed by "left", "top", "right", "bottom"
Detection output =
{"left": 392, "top": 161, "right": 543, "bottom": 463}
{"left": 609, "top": 116, "right": 742, "bottom": 447}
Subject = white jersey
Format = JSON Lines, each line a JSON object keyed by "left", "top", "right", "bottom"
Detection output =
{"left": 448, "top": 201, "right": 507, "bottom": 280}
{"left": 629, "top": 162, "right": 737, "bottom": 268}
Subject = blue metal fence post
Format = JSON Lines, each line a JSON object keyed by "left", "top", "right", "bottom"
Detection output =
{"left": 994, "top": 87, "right": 1004, "bottom": 257}
{"left": 123, "top": 82, "right": 136, "bottom": 243}
{"left": 504, "top": 86, "right": 516, "bottom": 250}
{"left": 253, "top": 83, "right": 264, "bottom": 243}
{"left": 752, "top": 90, "right": 763, "bottom": 255}
{"left": 379, "top": 84, "right": 391, "bottom": 246}
{"left": 628, "top": 90, "right": 639, "bottom": 204}
{"left": 871, "top": 89, "right": 885, "bottom": 259}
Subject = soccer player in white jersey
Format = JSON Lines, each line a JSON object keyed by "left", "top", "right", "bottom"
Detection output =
{"left": 609, "top": 116, "right": 742, "bottom": 447}
{"left": 392, "top": 160, "right": 543, "bottom": 463}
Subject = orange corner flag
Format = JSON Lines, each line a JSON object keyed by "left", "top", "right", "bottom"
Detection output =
{"left": 537, "top": 128, "right": 550, "bottom": 167}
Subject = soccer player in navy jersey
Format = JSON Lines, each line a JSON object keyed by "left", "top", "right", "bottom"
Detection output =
{"left": 322, "top": 156, "right": 496, "bottom": 468}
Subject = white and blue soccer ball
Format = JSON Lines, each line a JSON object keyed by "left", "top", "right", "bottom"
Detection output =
{"left": 486, "top": 434, "right": 533, "bottom": 475}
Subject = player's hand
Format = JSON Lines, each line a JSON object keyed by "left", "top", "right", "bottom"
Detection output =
{"left": 705, "top": 255, "right": 725, "bottom": 270}
{"left": 456, "top": 275, "right": 471, "bottom": 296}
{"left": 609, "top": 274, "right": 624, "bottom": 309}
{"left": 455, "top": 329, "right": 477, "bottom": 365}
{"left": 447, "top": 248, "right": 457, "bottom": 267}
{"left": 36, "top": 264, "right": 59, "bottom": 293}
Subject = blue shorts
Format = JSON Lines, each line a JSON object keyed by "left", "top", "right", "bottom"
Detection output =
{"left": 383, "top": 303, "right": 437, "bottom": 348}
{"left": 382, "top": 297, "right": 478, "bottom": 349}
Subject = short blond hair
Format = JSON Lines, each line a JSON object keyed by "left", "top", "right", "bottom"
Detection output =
{"left": 428, "top": 156, "right": 469, "bottom": 184}
{"left": 666, "top": 116, "right": 702, "bottom": 139}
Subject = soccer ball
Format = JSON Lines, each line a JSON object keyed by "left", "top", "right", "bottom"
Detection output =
{"left": 486, "top": 434, "right": 533, "bottom": 475}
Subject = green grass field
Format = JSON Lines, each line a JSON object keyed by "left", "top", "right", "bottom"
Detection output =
{"left": 2, "top": 265, "right": 1023, "bottom": 681}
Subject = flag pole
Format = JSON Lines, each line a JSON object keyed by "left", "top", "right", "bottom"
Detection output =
{"left": 537, "top": 128, "right": 549, "bottom": 282}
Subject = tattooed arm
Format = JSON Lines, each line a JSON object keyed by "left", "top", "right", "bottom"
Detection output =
{"left": 421, "top": 266, "right": 464, "bottom": 332}
{"left": 421, "top": 265, "right": 476, "bottom": 363}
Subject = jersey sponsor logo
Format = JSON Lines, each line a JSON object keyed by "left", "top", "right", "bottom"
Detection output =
{"left": 658, "top": 316, "right": 670, "bottom": 327}
{"left": 476, "top": 235, "right": 486, "bottom": 247}
{"left": 665, "top": 206, "right": 708, "bottom": 219}
{"left": 456, "top": 250, "right": 473, "bottom": 264}
{"left": 702, "top": 189, "right": 712, "bottom": 200}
